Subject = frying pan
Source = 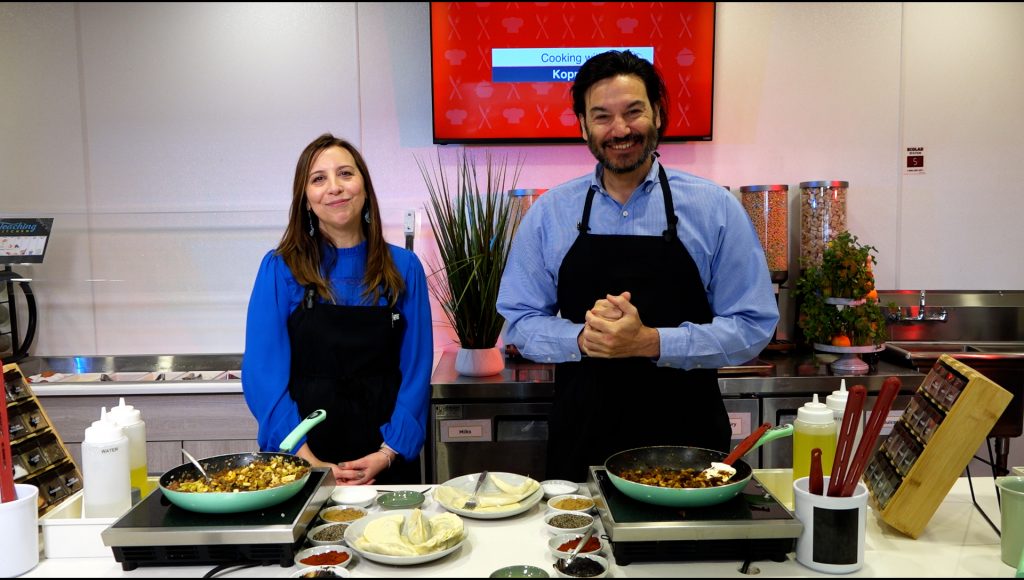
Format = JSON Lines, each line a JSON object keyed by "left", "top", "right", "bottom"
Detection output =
{"left": 159, "top": 409, "right": 326, "bottom": 514}
{"left": 604, "top": 425, "right": 793, "bottom": 508}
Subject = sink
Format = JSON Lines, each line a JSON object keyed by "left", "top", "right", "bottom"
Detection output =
{"left": 964, "top": 342, "right": 1024, "bottom": 353}
{"left": 886, "top": 342, "right": 974, "bottom": 355}
{"left": 887, "top": 341, "right": 1024, "bottom": 355}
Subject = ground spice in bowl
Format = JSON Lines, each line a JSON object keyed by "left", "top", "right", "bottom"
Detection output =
{"left": 311, "top": 524, "right": 349, "bottom": 542}
{"left": 321, "top": 507, "right": 366, "bottom": 522}
{"left": 300, "top": 551, "right": 350, "bottom": 566}
{"left": 556, "top": 557, "right": 605, "bottom": 577}
{"left": 552, "top": 497, "right": 594, "bottom": 511}
{"left": 557, "top": 536, "right": 601, "bottom": 554}
{"left": 548, "top": 513, "right": 593, "bottom": 529}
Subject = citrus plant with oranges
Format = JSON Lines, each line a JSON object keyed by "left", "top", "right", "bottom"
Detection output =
{"left": 795, "top": 231, "right": 888, "bottom": 347}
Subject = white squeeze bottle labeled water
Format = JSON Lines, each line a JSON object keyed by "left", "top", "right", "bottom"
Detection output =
{"left": 792, "top": 394, "right": 837, "bottom": 482}
{"left": 81, "top": 407, "right": 131, "bottom": 518}
{"left": 108, "top": 397, "right": 148, "bottom": 497}
{"left": 826, "top": 379, "right": 864, "bottom": 454}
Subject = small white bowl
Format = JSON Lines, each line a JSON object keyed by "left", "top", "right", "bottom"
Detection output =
{"left": 546, "top": 494, "right": 595, "bottom": 514}
{"left": 331, "top": 486, "right": 377, "bottom": 507}
{"left": 547, "top": 533, "right": 606, "bottom": 559}
{"left": 293, "top": 545, "right": 354, "bottom": 568}
{"left": 543, "top": 511, "right": 594, "bottom": 536}
{"left": 541, "top": 479, "right": 580, "bottom": 499}
{"left": 290, "top": 565, "right": 351, "bottom": 578}
{"left": 306, "top": 522, "right": 351, "bottom": 546}
{"left": 318, "top": 505, "right": 368, "bottom": 524}
{"left": 553, "top": 554, "right": 609, "bottom": 578}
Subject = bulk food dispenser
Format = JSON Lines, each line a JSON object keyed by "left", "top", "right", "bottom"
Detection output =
{"left": 739, "top": 184, "right": 789, "bottom": 284}
{"left": 741, "top": 184, "right": 790, "bottom": 349}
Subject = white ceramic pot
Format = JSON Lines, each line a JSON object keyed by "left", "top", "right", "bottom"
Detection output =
{"left": 455, "top": 347, "right": 505, "bottom": 377}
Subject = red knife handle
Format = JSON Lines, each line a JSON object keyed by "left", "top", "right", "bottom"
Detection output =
{"left": 723, "top": 422, "right": 772, "bottom": 465}
{"left": 809, "top": 448, "right": 824, "bottom": 495}
{"left": 828, "top": 385, "right": 866, "bottom": 497}
{"left": 840, "top": 377, "right": 902, "bottom": 497}
{"left": 1, "top": 368, "right": 18, "bottom": 503}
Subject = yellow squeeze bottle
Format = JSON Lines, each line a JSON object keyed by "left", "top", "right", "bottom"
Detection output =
{"left": 109, "top": 397, "right": 149, "bottom": 497}
{"left": 792, "top": 393, "right": 837, "bottom": 482}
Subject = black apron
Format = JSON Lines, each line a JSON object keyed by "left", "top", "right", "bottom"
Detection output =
{"left": 287, "top": 286, "right": 419, "bottom": 484}
{"left": 548, "top": 164, "right": 731, "bottom": 482}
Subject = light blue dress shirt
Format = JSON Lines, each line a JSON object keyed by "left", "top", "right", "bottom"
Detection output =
{"left": 497, "top": 159, "right": 779, "bottom": 369}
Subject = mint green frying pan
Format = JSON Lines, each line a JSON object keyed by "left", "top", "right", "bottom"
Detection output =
{"left": 605, "top": 425, "right": 793, "bottom": 508}
{"left": 159, "top": 409, "right": 326, "bottom": 514}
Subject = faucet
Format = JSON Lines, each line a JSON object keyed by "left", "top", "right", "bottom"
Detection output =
{"left": 887, "top": 290, "right": 948, "bottom": 323}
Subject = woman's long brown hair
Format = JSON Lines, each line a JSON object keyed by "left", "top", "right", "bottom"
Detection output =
{"left": 276, "top": 133, "right": 404, "bottom": 305}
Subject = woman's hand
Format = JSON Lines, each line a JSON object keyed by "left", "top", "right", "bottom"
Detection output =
{"left": 295, "top": 443, "right": 347, "bottom": 484}
{"left": 334, "top": 451, "right": 390, "bottom": 486}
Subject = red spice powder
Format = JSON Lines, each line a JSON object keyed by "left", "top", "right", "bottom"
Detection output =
{"left": 557, "top": 536, "right": 601, "bottom": 553}
{"left": 300, "top": 550, "right": 350, "bottom": 566}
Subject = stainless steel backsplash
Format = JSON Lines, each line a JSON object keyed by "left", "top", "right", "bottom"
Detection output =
{"left": 879, "top": 290, "right": 1024, "bottom": 343}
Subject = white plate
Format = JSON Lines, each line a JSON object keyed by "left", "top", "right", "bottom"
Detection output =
{"left": 343, "top": 509, "right": 467, "bottom": 566}
{"left": 436, "top": 472, "right": 544, "bottom": 520}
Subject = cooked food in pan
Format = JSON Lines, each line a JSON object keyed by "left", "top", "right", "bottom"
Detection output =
{"left": 167, "top": 456, "right": 309, "bottom": 493}
{"left": 616, "top": 466, "right": 730, "bottom": 489}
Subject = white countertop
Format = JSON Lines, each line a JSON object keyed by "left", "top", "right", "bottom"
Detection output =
{"left": 19, "top": 472, "right": 1017, "bottom": 578}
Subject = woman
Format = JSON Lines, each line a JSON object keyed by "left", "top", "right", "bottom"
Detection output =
{"left": 242, "top": 133, "right": 432, "bottom": 485}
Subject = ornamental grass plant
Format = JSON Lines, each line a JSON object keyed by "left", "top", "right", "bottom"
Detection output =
{"left": 417, "top": 149, "right": 524, "bottom": 349}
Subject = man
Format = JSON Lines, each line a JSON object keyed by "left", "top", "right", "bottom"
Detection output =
{"left": 497, "top": 50, "right": 779, "bottom": 482}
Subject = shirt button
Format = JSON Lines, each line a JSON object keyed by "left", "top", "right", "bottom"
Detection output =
{"left": 570, "top": 354, "right": 577, "bottom": 360}
{"left": 622, "top": 210, "right": 629, "bottom": 217}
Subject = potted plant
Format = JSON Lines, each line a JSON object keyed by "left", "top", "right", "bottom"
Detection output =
{"left": 417, "top": 149, "right": 524, "bottom": 376}
{"left": 794, "top": 231, "right": 889, "bottom": 348}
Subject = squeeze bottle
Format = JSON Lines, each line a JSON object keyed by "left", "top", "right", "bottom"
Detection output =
{"left": 81, "top": 407, "right": 131, "bottom": 518}
{"left": 825, "top": 379, "right": 864, "bottom": 454}
{"left": 792, "top": 394, "right": 837, "bottom": 482}
{"left": 108, "top": 397, "right": 148, "bottom": 496}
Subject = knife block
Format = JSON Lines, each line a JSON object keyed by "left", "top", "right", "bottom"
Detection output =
{"left": 3, "top": 362, "right": 84, "bottom": 517}
{"left": 863, "top": 354, "right": 1012, "bottom": 538}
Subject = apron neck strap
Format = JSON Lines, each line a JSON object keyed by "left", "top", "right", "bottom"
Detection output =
{"left": 658, "top": 164, "right": 679, "bottom": 242}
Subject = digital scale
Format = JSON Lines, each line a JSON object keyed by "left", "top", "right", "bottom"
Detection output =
{"left": 587, "top": 466, "right": 802, "bottom": 565}
{"left": 101, "top": 467, "right": 333, "bottom": 571}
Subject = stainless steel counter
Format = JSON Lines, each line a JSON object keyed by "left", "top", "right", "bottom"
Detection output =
{"left": 429, "top": 349, "right": 926, "bottom": 399}
{"left": 16, "top": 354, "right": 243, "bottom": 396}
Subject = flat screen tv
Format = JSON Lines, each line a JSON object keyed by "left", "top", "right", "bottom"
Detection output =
{"left": 429, "top": 2, "right": 716, "bottom": 144}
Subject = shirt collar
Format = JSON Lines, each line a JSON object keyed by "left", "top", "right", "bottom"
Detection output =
{"left": 588, "top": 157, "right": 663, "bottom": 197}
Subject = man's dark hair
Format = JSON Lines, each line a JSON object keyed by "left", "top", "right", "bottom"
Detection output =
{"left": 571, "top": 50, "right": 669, "bottom": 139}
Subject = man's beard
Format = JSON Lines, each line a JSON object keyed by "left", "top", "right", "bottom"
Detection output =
{"left": 586, "top": 125, "right": 659, "bottom": 175}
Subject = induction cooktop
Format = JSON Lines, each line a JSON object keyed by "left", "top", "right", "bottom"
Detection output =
{"left": 101, "top": 467, "right": 334, "bottom": 571}
{"left": 587, "top": 466, "right": 802, "bottom": 565}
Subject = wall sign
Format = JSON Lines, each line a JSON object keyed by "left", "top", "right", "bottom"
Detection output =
{"left": 0, "top": 218, "right": 54, "bottom": 264}
{"left": 905, "top": 147, "right": 925, "bottom": 175}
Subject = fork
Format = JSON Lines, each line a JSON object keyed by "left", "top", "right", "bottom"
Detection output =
{"left": 463, "top": 470, "right": 489, "bottom": 510}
